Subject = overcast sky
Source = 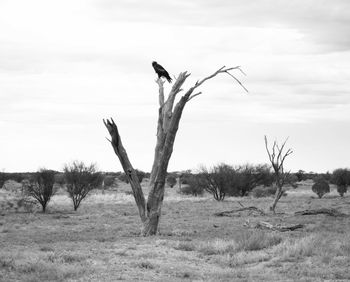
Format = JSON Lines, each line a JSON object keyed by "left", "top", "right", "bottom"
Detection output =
{"left": 1, "top": 0, "right": 349, "bottom": 173}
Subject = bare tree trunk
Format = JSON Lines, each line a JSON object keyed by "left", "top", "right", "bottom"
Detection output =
{"left": 104, "top": 66, "right": 246, "bottom": 236}
{"left": 264, "top": 136, "right": 293, "bottom": 213}
{"left": 270, "top": 185, "right": 283, "bottom": 213}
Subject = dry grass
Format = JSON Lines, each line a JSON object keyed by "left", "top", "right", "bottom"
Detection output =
{"left": 0, "top": 181, "right": 349, "bottom": 281}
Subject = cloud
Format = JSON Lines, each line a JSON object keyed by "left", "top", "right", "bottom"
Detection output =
{"left": 95, "top": 0, "right": 350, "bottom": 52}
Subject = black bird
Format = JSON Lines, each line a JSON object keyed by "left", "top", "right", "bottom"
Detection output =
{"left": 152, "top": 61, "right": 172, "bottom": 83}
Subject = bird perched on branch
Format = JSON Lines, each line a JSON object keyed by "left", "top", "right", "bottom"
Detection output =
{"left": 152, "top": 61, "right": 172, "bottom": 83}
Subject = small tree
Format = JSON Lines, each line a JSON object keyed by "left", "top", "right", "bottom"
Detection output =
{"left": 200, "top": 164, "right": 236, "bottom": 201}
{"left": 332, "top": 168, "right": 350, "bottom": 197}
{"left": 312, "top": 177, "right": 330, "bottom": 198}
{"left": 22, "top": 169, "right": 56, "bottom": 212}
{"left": 166, "top": 175, "right": 177, "bottom": 188}
{"left": 264, "top": 136, "right": 293, "bottom": 213}
{"left": 64, "top": 161, "right": 103, "bottom": 211}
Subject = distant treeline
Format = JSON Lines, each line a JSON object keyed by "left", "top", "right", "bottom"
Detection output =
{"left": 0, "top": 167, "right": 340, "bottom": 187}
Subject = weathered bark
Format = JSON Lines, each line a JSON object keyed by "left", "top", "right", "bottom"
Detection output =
{"left": 104, "top": 66, "right": 246, "bottom": 235}
{"left": 103, "top": 119, "right": 147, "bottom": 223}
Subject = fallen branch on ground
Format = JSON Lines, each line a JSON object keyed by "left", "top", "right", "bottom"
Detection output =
{"left": 295, "top": 208, "right": 347, "bottom": 217}
{"left": 214, "top": 206, "right": 266, "bottom": 217}
{"left": 244, "top": 220, "right": 304, "bottom": 232}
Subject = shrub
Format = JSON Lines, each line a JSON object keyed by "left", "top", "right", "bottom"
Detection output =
{"left": 63, "top": 161, "right": 103, "bottom": 211}
{"left": 337, "top": 186, "right": 347, "bottom": 197}
{"left": 200, "top": 164, "right": 234, "bottom": 201}
{"left": 226, "top": 163, "right": 274, "bottom": 197}
{"left": 22, "top": 169, "right": 57, "bottom": 212}
{"left": 332, "top": 168, "right": 350, "bottom": 197}
{"left": 0, "top": 172, "right": 6, "bottom": 188}
{"left": 295, "top": 170, "right": 306, "bottom": 182}
{"left": 251, "top": 186, "right": 277, "bottom": 198}
{"left": 312, "top": 177, "right": 330, "bottom": 198}
{"left": 166, "top": 175, "right": 177, "bottom": 188}
{"left": 54, "top": 173, "right": 65, "bottom": 186}
{"left": 103, "top": 175, "right": 116, "bottom": 188}
{"left": 179, "top": 174, "right": 204, "bottom": 196}
{"left": 118, "top": 173, "right": 128, "bottom": 183}
{"left": 251, "top": 185, "right": 287, "bottom": 198}
{"left": 118, "top": 169, "right": 146, "bottom": 183}
{"left": 199, "top": 163, "right": 273, "bottom": 200}
{"left": 235, "top": 230, "right": 282, "bottom": 251}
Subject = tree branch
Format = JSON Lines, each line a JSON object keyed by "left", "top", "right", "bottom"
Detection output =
{"left": 188, "top": 92, "right": 202, "bottom": 101}
{"left": 103, "top": 118, "right": 147, "bottom": 222}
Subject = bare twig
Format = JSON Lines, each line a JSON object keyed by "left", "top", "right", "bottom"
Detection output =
{"left": 224, "top": 71, "right": 249, "bottom": 93}
{"left": 188, "top": 92, "right": 203, "bottom": 101}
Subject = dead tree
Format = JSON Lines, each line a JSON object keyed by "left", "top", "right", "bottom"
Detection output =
{"left": 104, "top": 66, "right": 247, "bottom": 236}
{"left": 264, "top": 136, "right": 293, "bottom": 213}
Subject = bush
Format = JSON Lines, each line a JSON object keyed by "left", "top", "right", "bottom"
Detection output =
{"left": 54, "top": 173, "right": 65, "bottom": 186}
{"left": 226, "top": 164, "right": 274, "bottom": 197}
{"left": 251, "top": 186, "right": 276, "bottom": 198}
{"left": 332, "top": 168, "right": 350, "bottom": 197}
{"left": 179, "top": 174, "right": 204, "bottom": 196}
{"left": 337, "top": 185, "right": 348, "bottom": 197}
{"left": 312, "top": 177, "right": 330, "bottom": 198}
{"left": 103, "top": 175, "right": 117, "bottom": 188}
{"left": 295, "top": 170, "right": 306, "bottom": 182}
{"left": 166, "top": 175, "right": 177, "bottom": 188}
{"left": 64, "top": 161, "right": 103, "bottom": 211}
{"left": 0, "top": 172, "right": 6, "bottom": 188}
{"left": 200, "top": 164, "right": 235, "bottom": 201}
{"left": 118, "top": 169, "right": 146, "bottom": 183}
{"left": 199, "top": 163, "right": 274, "bottom": 200}
{"left": 118, "top": 173, "right": 128, "bottom": 183}
{"left": 22, "top": 169, "right": 57, "bottom": 212}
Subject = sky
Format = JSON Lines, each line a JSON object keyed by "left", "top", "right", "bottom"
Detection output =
{"left": 0, "top": 0, "right": 349, "bottom": 173}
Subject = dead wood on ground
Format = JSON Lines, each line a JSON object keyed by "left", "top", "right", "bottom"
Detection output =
{"left": 214, "top": 206, "right": 266, "bottom": 217}
{"left": 244, "top": 220, "right": 304, "bottom": 232}
{"left": 295, "top": 208, "right": 347, "bottom": 217}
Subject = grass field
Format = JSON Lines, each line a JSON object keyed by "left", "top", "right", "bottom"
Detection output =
{"left": 0, "top": 181, "right": 349, "bottom": 281}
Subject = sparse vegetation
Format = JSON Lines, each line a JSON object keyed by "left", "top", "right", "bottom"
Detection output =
{"left": 1, "top": 181, "right": 349, "bottom": 281}
{"left": 63, "top": 161, "right": 103, "bottom": 211}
